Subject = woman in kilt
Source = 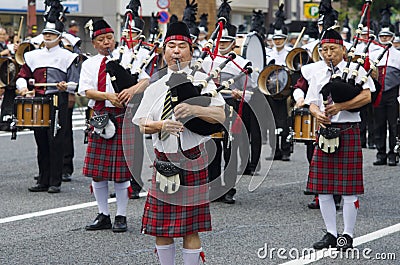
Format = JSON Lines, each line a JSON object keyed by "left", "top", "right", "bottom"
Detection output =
{"left": 133, "top": 22, "right": 225, "bottom": 265}
{"left": 78, "top": 19, "right": 149, "bottom": 233}
{"left": 304, "top": 29, "right": 375, "bottom": 250}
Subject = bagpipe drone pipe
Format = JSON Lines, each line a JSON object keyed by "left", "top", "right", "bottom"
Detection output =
{"left": 319, "top": 38, "right": 391, "bottom": 112}
{"left": 166, "top": 57, "right": 252, "bottom": 136}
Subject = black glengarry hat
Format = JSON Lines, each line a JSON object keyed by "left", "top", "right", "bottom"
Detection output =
{"left": 164, "top": 21, "right": 192, "bottom": 45}
{"left": 85, "top": 19, "right": 114, "bottom": 39}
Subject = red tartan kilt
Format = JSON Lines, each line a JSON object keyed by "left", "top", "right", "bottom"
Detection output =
{"left": 306, "top": 123, "right": 364, "bottom": 195}
{"left": 83, "top": 107, "right": 132, "bottom": 182}
{"left": 141, "top": 145, "right": 212, "bottom": 237}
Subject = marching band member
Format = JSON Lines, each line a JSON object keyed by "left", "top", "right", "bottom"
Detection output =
{"left": 265, "top": 13, "right": 292, "bottom": 161}
{"left": 61, "top": 20, "right": 83, "bottom": 183}
{"left": 133, "top": 21, "right": 225, "bottom": 265}
{"left": 356, "top": 26, "right": 380, "bottom": 150}
{"left": 203, "top": 21, "right": 257, "bottom": 203}
{"left": 294, "top": 4, "right": 342, "bottom": 210}
{"left": 16, "top": 11, "right": 80, "bottom": 194}
{"left": 304, "top": 28, "right": 375, "bottom": 250}
{"left": 0, "top": 27, "right": 14, "bottom": 131}
{"left": 371, "top": 25, "right": 400, "bottom": 166}
{"left": 79, "top": 19, "right": 148, "bottom": 233}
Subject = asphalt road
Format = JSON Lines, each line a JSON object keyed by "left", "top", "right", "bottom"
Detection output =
{"left": 0, "top": 128, "right": 399, "bottom": 265}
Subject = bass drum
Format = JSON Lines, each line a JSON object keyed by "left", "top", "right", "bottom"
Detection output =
{"left": 0, "top": 58, "right": 19, "bottom": 87}
{"left": 234, "top": 32, "right": 266, "bottom": 72}
{"left": 257, "top": 65, "right": 291, "bottom": 100}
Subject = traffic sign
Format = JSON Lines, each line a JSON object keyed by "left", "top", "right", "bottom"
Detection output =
{"left": 304, "top": 3, "right": 319, "bottom": 19}
{"left": 158, "top": 10, "right": 170, "bottom": 24}
{"left": 157, "top": 0, "right": 170, "bottom": 9}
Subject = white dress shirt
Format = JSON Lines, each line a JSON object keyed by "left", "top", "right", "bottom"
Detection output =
{"left": 305, "top": 60, "right": 376, "bottom": 123}
{"left": 133, "top": 67, "right": 225, "bottom": 153}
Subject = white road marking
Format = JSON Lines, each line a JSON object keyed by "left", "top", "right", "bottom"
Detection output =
{"left": 280, "top": 223, "right": 400, "bottom": 264}
{"left": 0, "top": 192, "right": 147, "bottom": 224}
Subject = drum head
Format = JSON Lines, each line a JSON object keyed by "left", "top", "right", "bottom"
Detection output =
{"left": 258, "top": 65, "right": 291, "bottom": 99}
{"left": 240, "top": 32, "right": 266, "bottom": 72}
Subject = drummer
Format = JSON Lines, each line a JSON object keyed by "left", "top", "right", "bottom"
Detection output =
{"left": 264, "top": 25, "right": 292, "bottom": 161}
{"left": 15, "top": 10, "right": 80, "bottom": 193}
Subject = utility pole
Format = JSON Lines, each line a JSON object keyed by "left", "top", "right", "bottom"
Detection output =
{"left": 27, "top": 0, "right": 37, "bottom": 36}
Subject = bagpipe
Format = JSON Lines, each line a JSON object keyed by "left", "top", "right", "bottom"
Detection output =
{"left": 105, "top": 0, "right": 160, "bottom": 104}
{"left": 319, "top": 0, "right": 391, "bottom": 111}
{"left": 166, "top": 57, "right": 253, "bottom": 136}
{"left": 320, "top": 40, "right": 391, "bottom": 112}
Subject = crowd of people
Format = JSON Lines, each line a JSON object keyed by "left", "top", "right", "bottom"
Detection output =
{"left": 1, "top": 0, "right": 400, "bottom": 264}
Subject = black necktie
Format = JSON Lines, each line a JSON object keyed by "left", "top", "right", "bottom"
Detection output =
{"left": 159, "top": 89, "right": 173, "bottom": 141}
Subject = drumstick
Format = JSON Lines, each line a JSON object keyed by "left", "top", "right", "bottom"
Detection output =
{"left": 32, "top": 82, "right": 78, "bottom": 87}
{"left": 219, "top": 89, "right": 253, "bottom": 95}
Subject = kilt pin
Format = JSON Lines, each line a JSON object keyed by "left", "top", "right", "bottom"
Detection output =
{"left": 141, "top": 144, "right": 212, "bottom": 238}
{"left": 83, "top": 107, "right": 133, "bottom": 183}
{"left": 306, "top": 123, "right": 364, "bottom": 195}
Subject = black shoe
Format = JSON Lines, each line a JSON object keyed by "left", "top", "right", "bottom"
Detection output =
{"left": 303, "top": 190, "right": 315, "bottom": 195}
{"left": 28, "top": 184, "right": 49, "bottom": 192}
{"left": 112, "top": 215, "right": 127, "bottom": 233}
{"left": 62, "top": 173, "right": 72, "bottom": 182}
{"left": 221, "top": 194, "right": 235, "bottom": 204}
{"left": 313, "top": 232, "right": 337, "bottom": 250}
{"left": 48, "top": 186, "right": 61, "bottom": 193}
{"left": 34, "top": 175, "right": 39, "bottom": 180}
{"left": 110, "top": 192, "right": 116, "bottom": 198}
{"left": 388, "top": 157, "right": 397, "bottom": 166}
{"left": 85, "top": 213, "right": 112, "bottom": 231}
{"left": 373, "top": 158, "right": 387, "bottom": 166}
{"left": 336, "top": 234, "right": 353, "bottom": 251}
{"left": 130, "top": 190, "right": 140, "bottom": 199}
{"left": 308, "top": 197, "right": 320, "bottom": 209}
{"left": 281, "top": 154, "right": 290, "bottom": 161}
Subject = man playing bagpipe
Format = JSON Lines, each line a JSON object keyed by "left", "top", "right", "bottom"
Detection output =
{"left": 304, "top": 28, "right": 375, "bottom": 250}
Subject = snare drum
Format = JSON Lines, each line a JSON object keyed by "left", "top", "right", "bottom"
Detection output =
{"left": 234, "top": 32, "right": 266, "bottom": 72}
{"left": 293, "top": 108, "right": 319, "bottom": 142}
{"left": 14, "top": 96, "right": 51, "bottom": 127}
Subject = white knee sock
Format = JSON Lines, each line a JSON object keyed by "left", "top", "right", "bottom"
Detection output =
{"left": 114, "top": 181, "right": 130, "bottom": 217}
{"left": 342, "top": 195, "right": 358, "bottom": 237}
{"left": 182, "top": 248, "right": 202, "bottom": 265}
{"left": 318, "top": 194, "right": 337, "bottom": 237}
{"left": 92, "top": 180, "right": 109, "bottom": 215}
{"left": 156, "top": 243, "right": 176, "bottom": 265}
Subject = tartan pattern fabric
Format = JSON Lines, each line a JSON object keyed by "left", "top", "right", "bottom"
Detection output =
{"left": 306, "top": 123, "right": 364, "bottom": 195}
{"left": 141, "top": 145, "right": 212, "bottom": 237}
{"left": 93, "top": 57, "right": 107, "bottom": 112}
{"left": 83, "top": 107, "right": 132, "bottom": 182}
{"left": 159, "top": 89, "right": 172, "bottom": 140}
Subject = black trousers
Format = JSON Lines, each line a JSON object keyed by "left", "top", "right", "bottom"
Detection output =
{"left": 35, "top": 93, "right": 68, "bottom": 187}
{"left": 374, "top": 87, "right": 399, "bottom": 160}
{"left": 267, "top": 96, "right": 291, "bottom": 156}
{"left": 0, "top": 86, "right": 15, "bottom": 130}
{"left": 206, "top": 98, "right": 239, "bottom": 197}
{"left": 360, "top": 103, "right": 375, "bottom": 147}
{"left": 62, "top": 107, "right": 74, "bottom": 175}
{"left": 238, "top": 101, "right": 262, "bottom": 172}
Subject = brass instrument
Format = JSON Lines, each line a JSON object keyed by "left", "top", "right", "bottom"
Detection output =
{"left": 15, "top": 42, "right": 36, "bottom": 65}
